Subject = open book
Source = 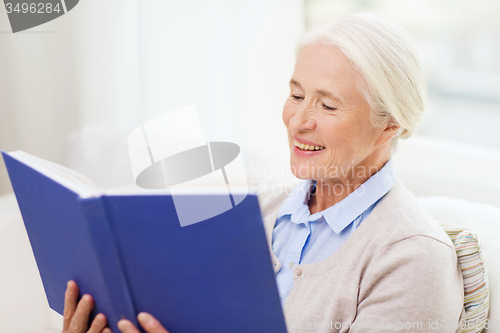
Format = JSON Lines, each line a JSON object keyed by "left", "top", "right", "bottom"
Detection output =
{"left": 2, "top": 150, "right": 287, "bottom": 333}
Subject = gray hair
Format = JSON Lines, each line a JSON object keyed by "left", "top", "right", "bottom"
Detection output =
{"left": 296, "top": 13, "right": 427, "bottom": 145}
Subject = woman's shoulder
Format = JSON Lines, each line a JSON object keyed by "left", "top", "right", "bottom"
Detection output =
{"left": 369, "top": 178, "right": 455, "bottom": 250}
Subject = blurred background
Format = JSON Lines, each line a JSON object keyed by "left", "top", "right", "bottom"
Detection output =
{"left": 1, "top": 0, "right": 500, "bottom": 200}
{"left": 1, "top": 0, "right": 500, "bottom": 199}
{"left": 306, "top": 0, "right": 500, "bottom": 146}
{"left": 0, "top": 0, "right": 303, "bottom": 197}
{"left": 0, "top": 0, "right": 500, "bottom": 332}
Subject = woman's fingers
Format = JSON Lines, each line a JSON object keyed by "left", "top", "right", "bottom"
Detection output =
{"left": 62, "top": 281, "right": 166, "bottom": 333}
{"left": 62, "top": 280, "right": 110, "bottom": 333}
{"left": 87, "top": 313, "right": 108, "bottom": 333}
{"left": 117, "top": 319, "right": 141, "bottom": 333}
{"left": 68, "top": 294, "right": 94, "bottom": 333}
{"left": 137, "top": 313, "right": 170, "bottom": 333}
{"left": 63, "top": 280, "right": 79, "bottom": 332}
{"left": 117, "top": 313, "right": 170, "bottom": 333}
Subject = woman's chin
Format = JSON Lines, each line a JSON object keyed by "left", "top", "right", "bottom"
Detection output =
{"left": 290, "top": 156, "right": 326, "bottom": 180}
{"left": 289, "top": 163, "right": 316, "bottom": 180}
{"left": 291, "top": 172, "right": 312, "bottom": 180}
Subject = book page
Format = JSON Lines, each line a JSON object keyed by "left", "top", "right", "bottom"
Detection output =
{"left": 8, "top": 151, "right": 102, "bottom": 198}
{"left": 6, "top": 151, "right": 255, "bottom": 198}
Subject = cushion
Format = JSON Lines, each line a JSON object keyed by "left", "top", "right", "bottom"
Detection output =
{"left": 419, "top": 196, "right": 500, "bottom": 333}
{"left": 438, "top": 223, "right": 490, "bottom": 332}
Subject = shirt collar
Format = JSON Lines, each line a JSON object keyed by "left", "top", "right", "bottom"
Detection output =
{"left": 277, "top": 158, "right": 397, "bottom": 234}
{"left": 277, "top": 178, "right": 315, "bottom": 221}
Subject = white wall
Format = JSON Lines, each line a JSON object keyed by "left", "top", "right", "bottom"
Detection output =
{"left": 0, "top": 0, "right": 305, "bottom": 194}
{"left": 0, "top": 7, "right": 79, "bottom": 195}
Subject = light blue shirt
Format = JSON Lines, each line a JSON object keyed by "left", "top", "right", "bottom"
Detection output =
{"left": 272, "top": 159, "right": 397, "bottom": 306}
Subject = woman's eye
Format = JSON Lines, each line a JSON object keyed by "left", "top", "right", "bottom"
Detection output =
{"left": 323, "top": 104, "right": 337, "bottom": 111}
{"left": 291, "top": 95, "right": 303, "bottom": 100}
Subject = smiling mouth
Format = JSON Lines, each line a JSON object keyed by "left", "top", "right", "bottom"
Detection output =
{"left": 294, "top": 140, "right": 325, "bottom": 151}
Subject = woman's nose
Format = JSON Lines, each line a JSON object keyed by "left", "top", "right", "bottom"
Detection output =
{"left": 288, "top": 103, "right": 317, "bottom": 132}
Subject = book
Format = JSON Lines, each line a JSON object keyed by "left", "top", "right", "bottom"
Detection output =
{"left": 1, "top": 150, "right": 287, "bottom": 333}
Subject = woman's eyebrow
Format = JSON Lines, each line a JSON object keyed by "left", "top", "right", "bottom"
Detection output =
{"left": 289, "top": 79, "right": 301, "bottom": 88}
{"left": 290, "top": 79, "right": 344, "bottom": 105}
{"left": 317, "top": 89, "right": 344, "bottom": 105}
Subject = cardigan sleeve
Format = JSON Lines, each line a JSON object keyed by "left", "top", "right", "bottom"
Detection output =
{"left": 350, "top": 235, "right": 465, "bottom": 333}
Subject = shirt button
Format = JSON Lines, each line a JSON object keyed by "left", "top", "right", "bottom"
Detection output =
{"left": 295, "top": 267, "right": 302, "bottom": 276}
{"left": 288, "top": 262, "right": 294, "bottom": 268}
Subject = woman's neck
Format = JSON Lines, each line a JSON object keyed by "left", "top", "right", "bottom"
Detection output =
{"left": 308, "top": 157, "right": 389, "bottom": 215}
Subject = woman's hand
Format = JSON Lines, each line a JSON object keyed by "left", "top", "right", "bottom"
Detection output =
{"left": 117, "top": 313, "right": 170, "bottom": 333}
{"left": 62, "top": 280, "right": 111, "bottom": 333}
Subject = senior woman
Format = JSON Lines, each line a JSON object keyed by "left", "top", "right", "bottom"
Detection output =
{"left": 62, "top": 14, "right": 465, "bottom": 333}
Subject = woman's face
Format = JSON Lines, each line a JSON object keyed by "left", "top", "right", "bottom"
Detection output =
{"left": 283, "top": 42, "right": 387, "bottom": 183}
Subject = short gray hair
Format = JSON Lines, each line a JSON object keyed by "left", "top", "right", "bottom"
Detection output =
{"left": 296, "top": 13, "right": 427, "bottom": 143}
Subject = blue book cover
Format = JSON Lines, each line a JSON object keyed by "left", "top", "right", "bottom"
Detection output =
{"left": 2, "top": 150, "right": 287, "bottom": 333}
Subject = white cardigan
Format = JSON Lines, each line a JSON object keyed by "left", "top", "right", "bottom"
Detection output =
{"left": 258, "top": 178, "right": 465, "bottom": 333}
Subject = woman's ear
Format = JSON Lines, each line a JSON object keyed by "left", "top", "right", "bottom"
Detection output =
{"left": 375, "top": 118, "right": 400, "bottom": 147}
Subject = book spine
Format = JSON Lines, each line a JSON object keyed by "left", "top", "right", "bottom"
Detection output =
{"left": 79, "top": 197, "right": 139, "bottom": 332}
